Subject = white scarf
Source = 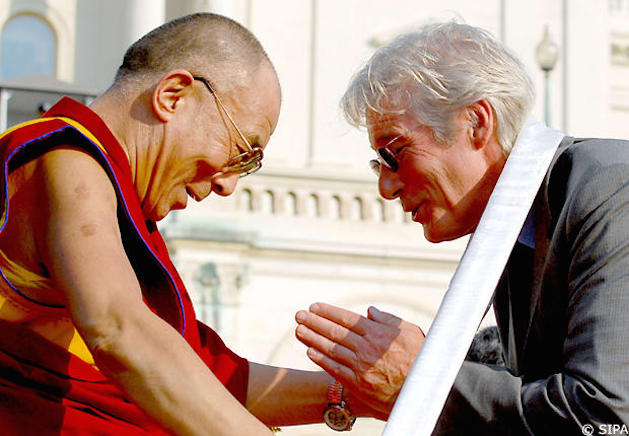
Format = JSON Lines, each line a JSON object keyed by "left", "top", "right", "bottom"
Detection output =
{"left": 382, "top": 118, "right": 566, "bottom": 436}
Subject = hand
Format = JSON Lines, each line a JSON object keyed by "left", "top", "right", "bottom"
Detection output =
{"left": 295, "top": 303, "right": 424, "bottom": 419}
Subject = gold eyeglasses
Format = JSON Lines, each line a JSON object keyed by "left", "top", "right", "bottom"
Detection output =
{"left": 193, "top": 76, "right": 263, "bottom": 177}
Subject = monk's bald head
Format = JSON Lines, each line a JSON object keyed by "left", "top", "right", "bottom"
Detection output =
{"left": 114, "top": 13, "right": 274, "bottom": 91}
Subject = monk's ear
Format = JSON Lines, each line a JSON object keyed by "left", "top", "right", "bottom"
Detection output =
{"left": 151, "top": 69, "right": 195, "bottom": 122}
{"left": 466, "top": 99, "right": 495, "bottom": 150}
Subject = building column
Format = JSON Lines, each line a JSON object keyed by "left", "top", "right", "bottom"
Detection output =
{"left": 0, "top": 89, "right": 12, "bottom": 132}
{"left": 124, "top": 0, "right": 166, "bottom": 48}
{"left": 196, "top": 261, "right": 246, "bottom": 346}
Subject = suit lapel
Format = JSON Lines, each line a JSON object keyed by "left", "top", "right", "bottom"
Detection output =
{"left": 520, "top": 189, "right": 552, "bottom": 359}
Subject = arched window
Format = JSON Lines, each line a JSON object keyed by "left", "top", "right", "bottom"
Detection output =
{"left": 240, "top": 188, "right": 253, "bottom": 212}
{"left": 351, "top": 197, "right": 364, "bottom": 221}
{"left": 286, "top": 192, "right": 297, "bottom": 216}
{"left": 1, "top": 15, "right": 56, "bottom": 80}
{"left": 305, "top": 193, "right": 319, "bottom": 217}
{"left": 260, "top": 190, "right": 275, "bottom": 214}
{"left": 375, "top": 198, "right": 386, "bottom": 222}
{"left": 331, "top": 195, "right": 342, "bottom": 220}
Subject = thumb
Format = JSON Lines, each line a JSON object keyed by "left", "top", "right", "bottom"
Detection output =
{"left": 367, "top": 306, "right": 402, "bottom": 326}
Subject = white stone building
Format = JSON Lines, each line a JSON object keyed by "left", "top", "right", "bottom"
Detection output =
{"left": 0, "top": 1, "right": 627, "bottom": 434}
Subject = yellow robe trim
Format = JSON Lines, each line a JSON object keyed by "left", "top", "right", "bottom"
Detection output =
{"left": 0, "top": 116, "right": 110, "bottom": 367}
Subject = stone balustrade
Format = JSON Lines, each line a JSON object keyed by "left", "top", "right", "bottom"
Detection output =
{"left": 234, "top": 180, "right": 412, "bottom": 224}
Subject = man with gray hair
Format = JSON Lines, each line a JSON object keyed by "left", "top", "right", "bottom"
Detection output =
{"left": 0, "top": 13, "right": 378, "bottom": 435}
{"left": 296, "top": 21, "right": 629, "bottom": 434}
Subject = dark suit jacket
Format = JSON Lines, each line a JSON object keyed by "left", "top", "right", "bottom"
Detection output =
{"left": 434, "top": 137, "right": 629, "bottom": 435}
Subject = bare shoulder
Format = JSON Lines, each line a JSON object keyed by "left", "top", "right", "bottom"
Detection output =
{"left": 37, "top": 145, "right": 118, "bottom": 212}
{"left": 1, "top": 144, "right": 146, "bottom": 339}
{"left": 33, "top": 145, "right": 143, "bottom": 315}
{"left": 0, "top": 146, "right": 118, "bottom": 276}
{"left": 33, "top": 145, "right": 122, "bottom": 260}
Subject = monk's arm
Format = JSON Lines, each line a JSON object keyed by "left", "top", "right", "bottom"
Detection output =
{"left": 35, "top": 147, "right": 272, "bottom": 436}
{"left": 247, "top": 363, "right": 381, "bottom": 426}
{"left": 247, "top": 364, "right": 332, "bottom": 426}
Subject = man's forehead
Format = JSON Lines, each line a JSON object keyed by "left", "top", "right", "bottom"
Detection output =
{"left": 366, "top": 109, "right": 395, "bottom": 126}
{"left": 366, "top": 111, "right": 416, "bottom": 141}
{"left": 240, "top": 66, "right": 281, "bottom": 147}
{"left": 365, "top": 107, "right": 417, "bottom": 127}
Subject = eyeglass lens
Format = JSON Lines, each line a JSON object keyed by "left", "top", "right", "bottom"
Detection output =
{"left": 223, "top": 148, "right": 264, "bottom": 177}
{"left": 377, "top": 147, "right": 398, "bottom": 171}
{"left": 369, "top": 147, "right": 399, "bottom": 176}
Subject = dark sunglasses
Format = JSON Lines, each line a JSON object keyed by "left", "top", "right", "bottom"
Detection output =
{"left": 369, "top": 124, "right": 421, "bottom": 176}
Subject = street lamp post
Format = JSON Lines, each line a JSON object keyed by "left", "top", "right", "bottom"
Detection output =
{"left": 535, "top": 25, "right": 560, "bottom": 127}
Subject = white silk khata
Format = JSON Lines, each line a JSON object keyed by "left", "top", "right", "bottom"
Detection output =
{"left": 382, "top": 119, "right": 566, "bottom": 436}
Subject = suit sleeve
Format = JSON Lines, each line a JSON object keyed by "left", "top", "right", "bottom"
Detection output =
{"left": 433, "top": 140, "right": 629, "bottom": 435}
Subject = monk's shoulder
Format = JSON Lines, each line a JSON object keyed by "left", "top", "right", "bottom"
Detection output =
{"left": 0, "top": 146, "right": 117, "bottom": 274}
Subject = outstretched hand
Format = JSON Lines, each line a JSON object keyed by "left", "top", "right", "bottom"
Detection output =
{"left": 295, "top": 303, "right": 424, "bottom": 419}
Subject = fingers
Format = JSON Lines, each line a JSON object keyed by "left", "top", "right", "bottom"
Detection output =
{"left": 308, "top": 302, "right": 372, "bottom": 336}
{"left": 368, "top": 306, "right": 426, "bottom": 337}
{"left": 367, "top": 306, "right": 403, "bottom": 326}
{"left": 295, "top": 324, "right": 357, "bottom": 364}
{"left": 295, "top": 311, "right": 363, "bottom": 353}
{"left": 304, "top": 346, "right": 357, "bottom": 389}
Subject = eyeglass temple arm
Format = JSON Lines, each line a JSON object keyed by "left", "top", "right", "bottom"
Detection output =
{"left": 193, "top": 76, "right": 215, "bottom": 93}
{"left": 193, "top": 76, "right": 255, "bottom": 152}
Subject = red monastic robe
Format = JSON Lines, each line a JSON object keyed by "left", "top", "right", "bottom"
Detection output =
{"left": 0, "top": 97, "right": 248, "bottom": 434}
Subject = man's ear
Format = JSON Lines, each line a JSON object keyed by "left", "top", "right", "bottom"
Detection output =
{"left": 467, "top": 99, "right": 495, "bottom": 150}
{"left": 151, "top": 69, "right": 195, "bottom": 122}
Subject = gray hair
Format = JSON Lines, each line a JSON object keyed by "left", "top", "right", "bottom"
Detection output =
{"left": 341, "top": 21, "right": 535, "bottom": 154}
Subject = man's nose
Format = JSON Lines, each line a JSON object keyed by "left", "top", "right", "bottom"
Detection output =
{"left": 211, "top": 172, "right": 239, "bottom": 196}
{"left": 378, "top": 167, "right": 403, "bottom": 200}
